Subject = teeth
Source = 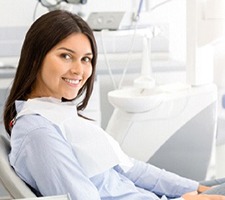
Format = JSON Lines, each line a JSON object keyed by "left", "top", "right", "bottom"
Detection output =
{"left": 64, "top": 78, "right": 80, "bottom": 84}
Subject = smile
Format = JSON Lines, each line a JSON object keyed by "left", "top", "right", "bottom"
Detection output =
{"left": 63, "top": 78, "right": 80, "bottom": 85}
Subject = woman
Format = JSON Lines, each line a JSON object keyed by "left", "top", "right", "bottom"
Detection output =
{"left": 3, "top": 10, "right": 225, "bottom": 200}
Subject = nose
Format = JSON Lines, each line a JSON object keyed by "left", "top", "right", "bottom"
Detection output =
{"left": 71, "top": 61, "right": 83, "bottom": 75}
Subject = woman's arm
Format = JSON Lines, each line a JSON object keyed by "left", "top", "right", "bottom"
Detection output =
{"left": 115, "top": 158, "right": 199, "bottom": 198}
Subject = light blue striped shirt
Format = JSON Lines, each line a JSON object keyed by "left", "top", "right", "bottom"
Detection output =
{"left": 9, "top": 101, "right": 199, "bottom": 200}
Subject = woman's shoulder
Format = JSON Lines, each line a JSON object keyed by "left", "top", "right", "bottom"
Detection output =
{"left": 12, "top": 114, "right": 57, "bottom": 138}
{"left": 18, "top": 113, "right": 52, "bottom": 127}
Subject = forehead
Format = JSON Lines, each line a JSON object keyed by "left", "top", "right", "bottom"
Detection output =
{"left": 53, "top": 33, "right": 92, "bottom": 52}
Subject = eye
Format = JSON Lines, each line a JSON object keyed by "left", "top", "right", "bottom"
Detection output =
{"left": 61, "top": 53, "right": 72, "bottom": 60}
{"left": 82, "top": 56, "right": 92, "bottom": 63}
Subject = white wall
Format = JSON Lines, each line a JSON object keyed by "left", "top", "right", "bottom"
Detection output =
{"left": 0, "top": 1, "right": 47, "bottom": 27}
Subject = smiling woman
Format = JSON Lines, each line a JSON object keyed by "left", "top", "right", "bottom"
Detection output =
{"left": 3, "top": 9, "right": 225, "bottom": 200}
{"left": 4, "top": 10, "right": 97, "bottom": 134}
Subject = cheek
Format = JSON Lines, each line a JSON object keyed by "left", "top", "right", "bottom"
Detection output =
{"left": 41, "top": 67, "right": 58, "bottom": 84}
{"left": 42, "top": 59, "right": 63, "bottom": 80}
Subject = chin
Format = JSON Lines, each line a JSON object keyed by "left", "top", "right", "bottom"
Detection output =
{"left": 61, "top": 96, "right": 77, "bottom": 102}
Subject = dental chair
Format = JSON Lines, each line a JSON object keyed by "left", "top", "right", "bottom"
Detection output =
{"left": 0, "top": 132, "right": 36, "bottom": 199}
{"left": 106, "top": 83, "right": 217, "bottom": 181}
{"left": 0, "top": 132, "right": 71, "bottom": 200}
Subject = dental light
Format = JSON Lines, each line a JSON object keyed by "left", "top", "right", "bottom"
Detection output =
{"left": 38, "top": 0, "right": 87, "bottom": 10}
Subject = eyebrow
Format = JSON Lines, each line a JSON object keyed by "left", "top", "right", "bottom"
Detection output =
{"left": 57, "top": 47, "right": 93, "bottom": 56}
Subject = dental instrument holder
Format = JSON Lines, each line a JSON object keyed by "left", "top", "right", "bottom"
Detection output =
{"left": 133, "top": 35, "right": 155, "bottom": 89}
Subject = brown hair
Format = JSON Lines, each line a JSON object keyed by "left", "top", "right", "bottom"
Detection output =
{"left": 4, "top": 10, "right": 97, "bottom": 135}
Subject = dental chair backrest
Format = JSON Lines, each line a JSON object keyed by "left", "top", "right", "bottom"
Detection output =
{"left": 0, "top": 132, "right": 36, "bottom": 199}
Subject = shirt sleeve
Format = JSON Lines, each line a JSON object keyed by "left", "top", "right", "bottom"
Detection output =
{"left": 115, "top": 158, "right": 199, "bottom": 198}
{"left": 11, "top": 123, "right": 101, "bottom": 200}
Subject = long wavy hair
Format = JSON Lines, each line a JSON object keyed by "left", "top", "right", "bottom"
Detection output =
{"left": 4, "top": 10, "right": 97, "bottom": 135}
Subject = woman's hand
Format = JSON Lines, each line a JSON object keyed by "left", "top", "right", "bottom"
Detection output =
{"left": 197, "top": 185, "right": 213, "bottom": 194}
{"left": 182, "top": 191, "right": 225, "bottom": 200}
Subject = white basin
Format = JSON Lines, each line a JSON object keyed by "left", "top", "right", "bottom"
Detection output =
{"left": 108, "top": 87, "right": 165, "bottom": 113}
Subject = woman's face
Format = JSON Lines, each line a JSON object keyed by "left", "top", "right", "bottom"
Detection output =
{"left": 31, "top": 33, "right": 93, "bottom": 100}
